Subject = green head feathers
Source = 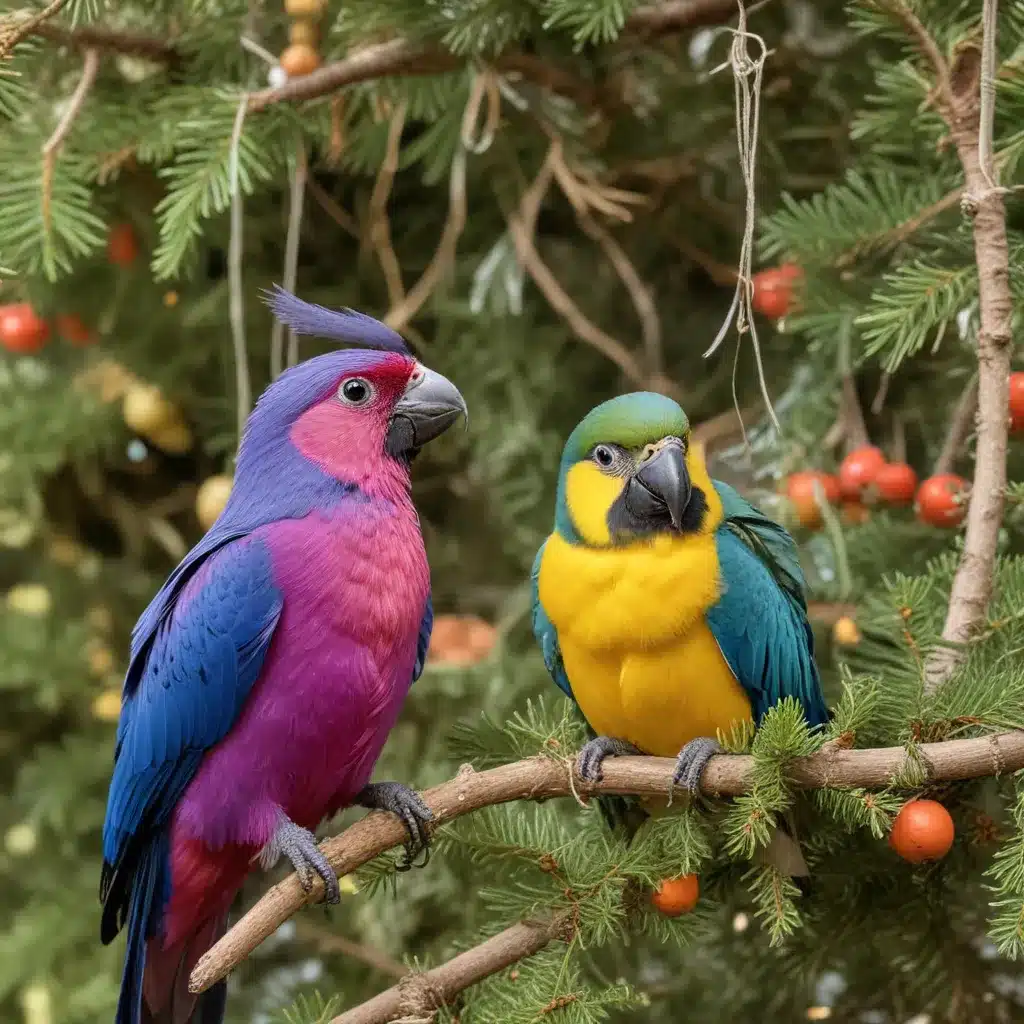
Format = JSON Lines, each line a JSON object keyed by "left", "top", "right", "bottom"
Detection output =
{"left": 554, "top": 392, "right": 690, "bottom": 542}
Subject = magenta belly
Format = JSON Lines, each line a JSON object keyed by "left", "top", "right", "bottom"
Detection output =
{"left": 163, "top": 505, "right": 429, "bottom": 942}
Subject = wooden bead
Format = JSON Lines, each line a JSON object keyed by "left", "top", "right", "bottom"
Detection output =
{"left": 279, "top": 43, "right": 321, "bottom": 77}
{"left": 284, "top": 0, "right": 326, "bottom": 15}
{"left": 289, "top": 19, "right": 318, "bottom": 45}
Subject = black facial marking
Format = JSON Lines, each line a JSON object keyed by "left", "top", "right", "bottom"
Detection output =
{"left": 606, "top": 484, "right": 707, "bottom": 541}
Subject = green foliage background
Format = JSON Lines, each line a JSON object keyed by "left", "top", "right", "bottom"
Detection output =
{"left": 1, "top": 1, "right": 1023, "bottom": 1022}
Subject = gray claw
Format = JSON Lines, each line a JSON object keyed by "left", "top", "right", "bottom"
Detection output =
{"left": 576, "top": 736, "right": 641, "bottom": 783}
{"left": 357, "top": 782, "right": 434, "bottom": 871}
{"left": 670, "top": 737, "right": 721, "bottom": 803}
{"left": 273, "top": 817, "right": 340, "bottom": 904}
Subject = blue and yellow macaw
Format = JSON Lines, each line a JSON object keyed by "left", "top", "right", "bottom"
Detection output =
{"left": 531, "top": 392, "right": 828, "bottom": 864}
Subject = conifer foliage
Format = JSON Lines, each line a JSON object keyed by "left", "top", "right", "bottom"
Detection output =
{"left": 0, "top": 1, "right": 1022, "bottom": 1022}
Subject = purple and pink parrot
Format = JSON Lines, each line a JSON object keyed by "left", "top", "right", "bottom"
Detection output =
{"left": 99, "top": 288, "right": 467, "bottom": 1024}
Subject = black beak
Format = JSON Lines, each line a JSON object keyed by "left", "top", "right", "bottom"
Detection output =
{"left": 624, "top": 441, "right": 690, "bottom": 529}
{"left": 386, "top": 365, "right": 467, "bottom": 458}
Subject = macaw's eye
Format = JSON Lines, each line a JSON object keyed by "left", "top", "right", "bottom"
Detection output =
{"left": 593, "top": 445, "right": 615, "bottom": 468}
{"left": 339, "top": 377, "right": 374, "bottom": 406}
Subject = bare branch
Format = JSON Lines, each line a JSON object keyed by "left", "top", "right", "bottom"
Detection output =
{"left": 331, "top": 913, "right": 573, "bottom": 1024}
{"left": 293, "top": 920, "right": 408, "bottom": 980}
{"left": 41, "top": 47, "right": 100, "bottom": 231}
{"left": 933, "top": 375, "right": 979, "bottom": 476}
{"left": 506, "top": 153, "right": 648, "bottom": 387}
{"left": 367, "top": 103, "right": 407, "bottom": 309}
{"left": 0, "top": 0, "right": 74, "bottom": 60}
{"left": 30, "top": 21, "right": 178, "bottom": 59}
{"left": 892, "top": 0, "right": 1015, "bottom": 692}
{"left": 190, "top": 729, "right": 1024, "bottom": 995}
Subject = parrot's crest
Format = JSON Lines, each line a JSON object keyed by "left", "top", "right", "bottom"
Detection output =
{"left": 263, "top": 285, "right": 409, "bottom": 353}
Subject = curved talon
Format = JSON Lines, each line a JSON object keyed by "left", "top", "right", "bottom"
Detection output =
{"left": 670, "top": 736, "right": 721, "bottom": 803}
{"left": 576, "top": 736, "right": 642, "bottom": 783}
{"left": 357, "top": 782, "right": 434, "bottom": 871}
{"left": 272, "top": 818, "right": 341, "bottom": 905}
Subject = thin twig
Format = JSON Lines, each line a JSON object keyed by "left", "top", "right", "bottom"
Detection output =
{"left": 227, "top": 94, "right": 252, "bottom": 444}
{"left": 368, "top": 103, "right": 407, "bottom": 309}
{"left": 0, "top": 0, "right": 73, "bottom": 59}
{"left": 506, "top": 152, "right": 647, "bottom": 387}
{"left": 331, "top": 913, "right": 573, "bottom": 1024}
{"left": 271, "top": 142, "right": 307, "bottom": 377}
{"left": 190, "top": 729, "right": 1024, "bottom": 994}
{"left": 30, "top": 21, "right": 178, "bottom": 59}
{"left": 933, "top": 374, "right": 979, "bottom": 476}
{"left": 293, "top": 920, "right": 408, "bottom": 980}
{"left": 307, "top": 178, "right": 360, "bottom": 239}
{"left": 41, "top": 47, "right": 100, "bottom": 232}
{"left": 383, "top": 69, "right": 496, "bottom": 331}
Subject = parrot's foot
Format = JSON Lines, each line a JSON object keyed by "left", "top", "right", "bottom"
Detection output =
{"left": 577, "top": 736, "right": 642, "bottom": 783}
{"left": 271, "top": 817, "right": 341, "bottom": 904}
{"left": 669, "top": 737, "right": 722, "bottom": 802}
{"left": 356, "top": 782, "right": 433, "bottom": 872}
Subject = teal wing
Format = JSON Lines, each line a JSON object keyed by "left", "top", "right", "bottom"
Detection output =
{"left": 530, "top": 541, "right": 573, "bottom": 699}
{"left": 706, "top": 481, "right": 828, "bottom": 727}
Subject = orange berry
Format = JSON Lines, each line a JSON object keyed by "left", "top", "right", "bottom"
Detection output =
{"left": 874, "top": 462, "right": 918, "bottom": 505}
{"left": 279, "top": 43, "right": 321, "bottom": 77}
{"left": 107, "top": 223, "right": 139, "bottom": 266}
{"left": 751, "top": 263, "right": 802, "bottom": 320}
{"left": 889, "top": 799, "right": 954, "bottom": 863}
{"left": 1009, "top": 372, "right": 1024, "bottom": 433}
{"left": 916, "top": 474, "right": 969, "bottom": 528}
{"left": 0, "top": 303, "right": 50, "bottom": 353}
{"left": 651, "top": 874, "right": 700, "bottom": 916}
{"left": 785, "top": 470, "right": 839, "bottom": 530}
{"left": 838, "top": 446, "right": 887, "bottom": 501}
{"left": 56, "top": 313, "right": 95, "bottom": 347}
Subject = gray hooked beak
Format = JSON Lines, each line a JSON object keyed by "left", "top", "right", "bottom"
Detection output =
{"left": 624, "top": 439, "right": 691, "bottom": 529}
{"left": 386, "top": 365, "right": 467, "bottom": 457}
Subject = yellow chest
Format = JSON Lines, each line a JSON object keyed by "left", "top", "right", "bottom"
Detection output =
{"left": 538, "top": 532, "right": 753, "bottom": 757}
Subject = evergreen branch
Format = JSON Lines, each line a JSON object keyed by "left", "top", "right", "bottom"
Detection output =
{"left": 933, "top": 373, "right": 978, "bottom": 476}
{"left": 40, "top": 46, "right": 100, "bottom": 234}
{"left": 874, "top": 0, "right": 954, "bottom": 114}
{"left": 919, "top": 2, "right": 1014, "bottom": 692}
{"left": 0, "top": 0, "right": 74, "bottom": 61}
{"left": 329, "top": 912, "right": 574, "bottom": 1024}
{"left": 189, "top": 730, "right": 1024, "bottom": 995}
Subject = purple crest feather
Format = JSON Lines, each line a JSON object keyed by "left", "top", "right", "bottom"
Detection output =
{"left": 262, "top": 285, "right": 409, "bottom": 353}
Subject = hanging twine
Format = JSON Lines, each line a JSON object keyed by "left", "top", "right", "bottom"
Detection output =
{"left": 703, "top": 2, "right": 779, "bottom": 434}
{"left": 227, "top": 93, "right": 252, "bottom": 445}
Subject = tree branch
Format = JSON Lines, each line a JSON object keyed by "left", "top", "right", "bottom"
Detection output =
{"left": 190, "top": 729, "right": 1024, "bottom": 995}
{"left": 0, "top": 0, "right": 73, "bottom": 60}
{"left": 331, "top": 912, "right": 573, "bottom": 1024}
{"left": 889, "top": 0, "right": 1015, "bottom": 692}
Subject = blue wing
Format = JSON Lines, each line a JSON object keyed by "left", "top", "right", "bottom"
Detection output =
{"left": 100, "top": 534, "right": 283, "bottom": 943}
{"left": 531, "top": 541, "right": 573, "bottom": 699}
{"left": 413, "top": 594, "right": 433, "bottom": 682}
{"left": 706, "top": 521, "right": 828, "bottom": 728}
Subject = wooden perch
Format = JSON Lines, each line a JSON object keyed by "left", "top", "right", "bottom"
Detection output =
{"left": 331, "top": 912, "right": 573, "bottom": 1024}
{"left": 189, "top": 730, "right": 1024, "bottom": 996}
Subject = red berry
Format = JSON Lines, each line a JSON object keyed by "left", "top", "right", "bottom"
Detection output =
{"left": 785, "top": 470, "right": 840, "bottom": 529}
{"left": 107, "top": 223, "right": 139, "bottom": 267}
{"left": 874, "top": 462, "right": 918, "bottom": 505}
{"left": 651, "top": 874, "right": 700, "bottom": 916}
{"left": 0, "top": 303, "right": 50, "bottom": 353}
{"left": 1009, "top": 372, "right": 1024, "bottom": 433}
{"left": 56, "top": 313, "right": 95, "bottom": 347}
{"left": 838, "top": 446, "right": 887, "bottom": 501}
{"left": 889, "top": 799, "right": 955, "bottom": 863}
{"left": 752, "top": 263, "right": 802, "bottom": 320}
{"left": 916, "top": 474, "right": 969, "bottom": 527}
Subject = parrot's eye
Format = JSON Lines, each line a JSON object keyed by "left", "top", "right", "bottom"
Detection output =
{"left": 339, "top": 377, "right": 374, "bottom": 406}
{"left": 593, "top": 445, "right": 615, "bottom": 468}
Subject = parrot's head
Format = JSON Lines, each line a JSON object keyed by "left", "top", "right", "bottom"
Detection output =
{"left": 237, "top": 287, "right": 466, "bottom": 496}
{"left": 553, "top": 392, "right": 722, "bottom": 547}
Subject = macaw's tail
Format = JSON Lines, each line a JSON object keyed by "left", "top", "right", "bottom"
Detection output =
{"left": 108, "top": 833, "right": 230, "bottom": 1024}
